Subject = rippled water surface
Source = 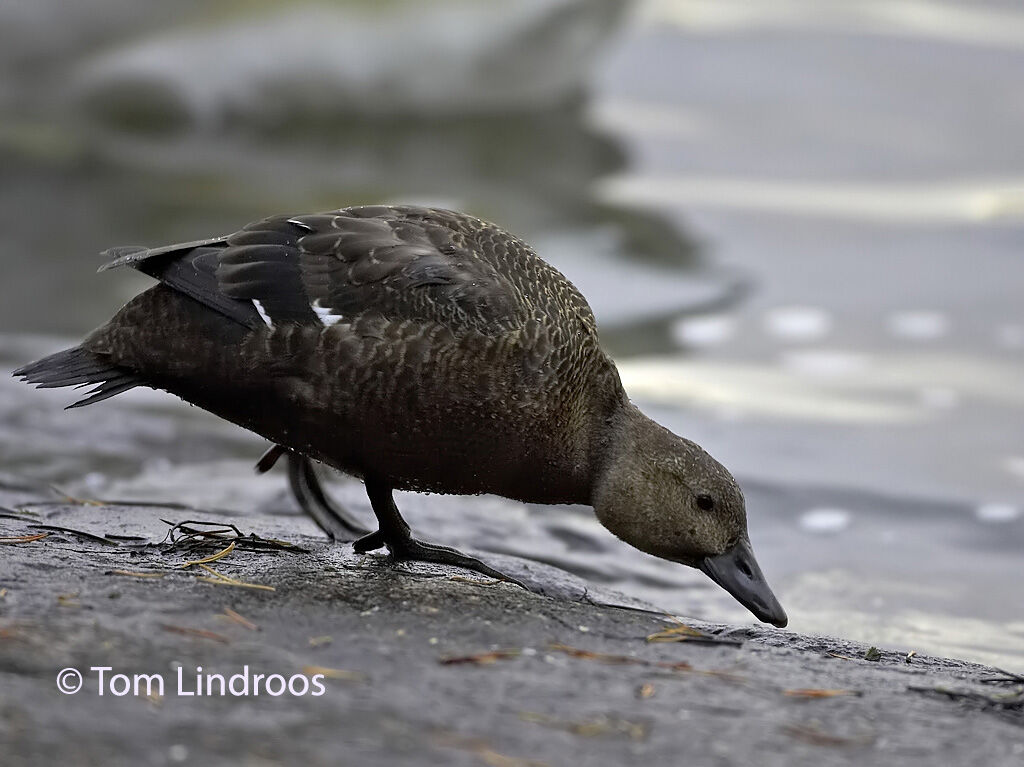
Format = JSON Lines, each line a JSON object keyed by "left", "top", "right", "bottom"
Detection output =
{"left": 1, "top": 1, "right": 1022, "bottom": 667}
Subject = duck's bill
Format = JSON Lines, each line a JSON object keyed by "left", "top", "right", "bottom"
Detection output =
{"left": 700, "top": 536, "right": 788, "bottom": 628}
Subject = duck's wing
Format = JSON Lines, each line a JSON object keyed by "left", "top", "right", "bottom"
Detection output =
{"left": 100, "top": 206, "right": 527, "bottom": 336}
{"left": 101, "top": 240, "right": 265, "bottom": 329}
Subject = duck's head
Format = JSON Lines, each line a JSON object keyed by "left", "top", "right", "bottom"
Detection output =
{"left": 593, "top": 406, "right": 788, "bottom": 628}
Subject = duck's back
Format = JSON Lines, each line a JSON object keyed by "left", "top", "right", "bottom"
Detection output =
{"left": 89, "top": 206, "right": 624, "bottom": 503}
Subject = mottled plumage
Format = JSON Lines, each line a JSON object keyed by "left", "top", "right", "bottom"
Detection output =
{"left": 15, "top": 205, "right": 787, "bottom": 626}
{"left": 91, "top": 206, "right": 619, "bottom": 503}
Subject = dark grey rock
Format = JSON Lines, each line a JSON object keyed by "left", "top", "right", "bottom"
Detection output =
{"left": 0, "top": 487, "right": 1021, "bottom": 767}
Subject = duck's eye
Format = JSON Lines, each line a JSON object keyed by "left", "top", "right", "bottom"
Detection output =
{"left": 696, "top": 494, "right": 715, "bottom": 511}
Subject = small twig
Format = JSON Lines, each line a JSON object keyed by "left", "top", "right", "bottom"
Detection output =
{"left": 162, "top": 519, "right": 242, "bottom": 544}
{"left": 908, "top": 685, "right": 1024, "bottom": 710}
{"left": 979, "top": 668, "right": 1024, "bottom": 685}
{"left": 28, "top": 524, "right": 119, "bottom": 546}
{"left": 160, "top": 519, "right": 308, "bottom": 555}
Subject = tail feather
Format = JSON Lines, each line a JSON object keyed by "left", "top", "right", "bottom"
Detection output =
{"left": 66, "top": 379, "right": 140, "bottom": 409}
{"left": 14, "top": 347, "right": 143, "bottom": 409}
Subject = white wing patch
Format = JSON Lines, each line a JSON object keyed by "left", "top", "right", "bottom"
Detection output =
{"left": 311, "top": 299, "right": 343, "bottom": 327}
{"left": 252, "top": 299, "right": 274, "bottom": 328}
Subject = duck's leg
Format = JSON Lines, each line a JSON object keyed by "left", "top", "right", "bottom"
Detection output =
{"left": 288, "top": 455, "right": 373, "bottom": 541}
{"left": 255, "top": 445, "right": 371, "bottom": 542}
{"left": 254, "top": 444, "right": 289, "bottom": 474}
{"left": 359, "top": 476, "right": 525, "bottom": 587}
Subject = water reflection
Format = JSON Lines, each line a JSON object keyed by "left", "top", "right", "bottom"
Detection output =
{"left": 0, "top": 108, "right": 716, "bottom": 335}
{"left": 74, "top": 0, "right": 630, "bottom": 125}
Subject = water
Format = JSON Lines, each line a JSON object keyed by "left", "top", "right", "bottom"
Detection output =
{"left": 1, "top": 0, "right": 1021, "bottom": 668}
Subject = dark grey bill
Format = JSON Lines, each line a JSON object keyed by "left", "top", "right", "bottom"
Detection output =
{"left": 699, "top": 536, "right": 788, "bottom": 628}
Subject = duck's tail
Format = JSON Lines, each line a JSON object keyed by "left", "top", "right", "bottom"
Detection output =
{"left": 13, "top": 346, "right": 143, "bottom": 409}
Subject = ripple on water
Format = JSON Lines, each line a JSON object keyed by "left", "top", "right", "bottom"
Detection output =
{"left": 763, "top": 306, "right": 832, "bottom": 342}
{"left": 781, "top": 350, "right": 869, "bottom": 378}
{"left": 1003, "top": 456, "right": 1024, "bottom": 480}
{"left": 799, "top": 508, "right": 852, "bottom": 534}
{"left": 974, "top": 503, "right": 1021, "bottom": 523}
{"left": 887, "top": 311, "right": 949, "bottom": 341}
{"left": 670, "top": 314, "right": 735, "bottom": 348}
{"left": 918, "top": 386, "right": 959, "bottom": 409}
{"left": 996, "top": 324, "right": 1024, "bottom": 349}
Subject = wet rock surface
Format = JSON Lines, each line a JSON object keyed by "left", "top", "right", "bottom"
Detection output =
{"left": 2, "top": 338, "right": 1024, "bottom": 766}
{"left": 2, "top": 483, "right": 1022, "bottom": 766}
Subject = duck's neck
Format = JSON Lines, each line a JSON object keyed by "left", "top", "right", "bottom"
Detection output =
{"left": 585, "top": 377, "right": 643, "bottom": 506}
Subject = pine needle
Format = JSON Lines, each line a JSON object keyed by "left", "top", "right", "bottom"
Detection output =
{"left": 196, "top": 577, "right": 276, "bottom": 592}
{"left": 301, "top": 665, "right": 365, "bottom": 682}
{"left": 221, "top": 607, "right": 259, "bottom": 630}
{"left": 108, "top": 569, "right": 166, "bottom": 579}
{"left": 195, "top": 564, "right": 275, "bottom": 592}
{"left": 0, "top": 532, "right": 49, "bottom": 544}
{"left": 181, "top": 541, "right": 236, "bottom": 568}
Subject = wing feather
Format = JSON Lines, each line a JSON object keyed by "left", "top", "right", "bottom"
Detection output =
{"left": 97, "top": 206, "right": 540, "bottom": 335}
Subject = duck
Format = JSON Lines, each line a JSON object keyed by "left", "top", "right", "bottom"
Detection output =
{"left": 14, "top": 205, "right": 787, "bottom": 627}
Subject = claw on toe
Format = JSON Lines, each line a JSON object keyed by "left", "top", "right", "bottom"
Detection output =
{"left": 353, "top": 530, "right": 386, "bottom": 553}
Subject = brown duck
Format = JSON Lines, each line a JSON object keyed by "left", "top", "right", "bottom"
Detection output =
{"left": 15, "top": 205, "right": 787, "bottom": 627}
